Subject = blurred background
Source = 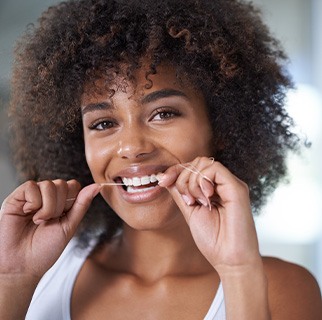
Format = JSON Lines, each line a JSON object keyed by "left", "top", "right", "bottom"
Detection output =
{"left": 0, "top": 0, "right": 321, "bottom": 286}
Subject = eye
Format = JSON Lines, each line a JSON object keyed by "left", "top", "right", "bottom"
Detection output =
{"left": 88, "top": 119, "right": 116, "bottom": 131}
{"left": 151, "top": 107, "right": 181, "bottom": 121}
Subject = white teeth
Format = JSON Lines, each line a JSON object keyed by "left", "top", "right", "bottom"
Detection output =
{"left": 121, "top": 173, "right": 160, "bottom": 187}
{"left": 150, "top": 174, "right": 158, "bottom": 183}
{"left": 141, "top": 176, "right": 150, "bottom": 185}
{"left": 132, "top": 177, "right": 141, "bottom": 187}
{"left": 127, "top": 186, "right": 156, "bottom": 193}
{"left": 123, "top": 177, "right": 132, "bottom": 185}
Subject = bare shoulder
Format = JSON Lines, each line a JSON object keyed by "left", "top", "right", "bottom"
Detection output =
{"left": 262, "top": 256, "right": 322, "bottom": 319}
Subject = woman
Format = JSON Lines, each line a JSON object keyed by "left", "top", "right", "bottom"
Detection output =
{"left": 1, "top": 0, "right": 321, "bottom": 319}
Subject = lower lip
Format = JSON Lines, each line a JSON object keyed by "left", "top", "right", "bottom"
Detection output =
{"left": 117, "top": 184, "right": 164, "bottom": 203}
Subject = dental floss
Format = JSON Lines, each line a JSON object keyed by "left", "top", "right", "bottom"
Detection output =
{"left": 178, "top": 163, "right": 215, "bottom": 186}
{"left": 178, "top": 162, "right": 214, "bottom": 211}
{"left": 209, "top": 157, "right": 215, "bottom": 164}
{"left": 65, "top": 182, "right": 126, "bottom": 202}
{"left": 65, "top": 160, "right": 215, "bottom": 209}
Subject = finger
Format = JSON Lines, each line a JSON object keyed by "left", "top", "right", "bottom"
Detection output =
{"left": 32, "top": 180, "right": 83, "bottom": 223}
{"left": 177, "top": 158, "right": 214, "bottom": 207}
{"left": 63, "top": 180, "right": 82, "bottom": 212}
{"left": 200, "top": 161, "right": 238, "bottom": 186}
{"left": 51, "top": 179, "right": 69, "bottom": 216}
{"left": 159, "top": 158, "right": 213, "bottom": 207}
{"left": 1, "top": 181, "right": 42, "bottom": 217}
{"left": 32, "top": 180, "right": 59, "bottom": 222}
{"left": 59, "top": 183, "right": 101, "bottom": 238}
{"left": 157, "top": 164, "right": 185, "bottom": 187}
{"left": 185, "top": 160, "right": 210, "bottom": 206}
{"left": 197, "top": 161, "right": 250, "bottom": 204}
{"left": 200, "top": 178, "right": 215, "bottom": 199}
{"left": 166, "top": 184, "right": 195, "bottom": 224}
{"left": 172, "top": 162, "right": 198, "bottom": 205}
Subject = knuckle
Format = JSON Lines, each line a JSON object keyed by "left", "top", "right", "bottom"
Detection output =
{"left": 38, "top": 179, "right": 55, "bottom": 191}
{"left": 68, "top": 179, "right": 80, "bottom": 185}
{"left": 239, "top": 179, "right": 249, "bottom": 190}
{"left": 193, "top": 156, "right": 202, "bottom": 164}
{"left": 55, "top": 179, "right": 69, "bottom": 193}
{"left": 53, "top": 178, "right": 67, "bottom": 186}
{"left": 37, "top": 211, "right": 53, "bottom": 220}
{"left": 23, "top": 180, "right": 38, "bottom": 189}
{"left": 236, "top": 179, "right": 250, "bottom": 197}
{"left": 73, "top": 199, "right": 90, "bottom": 213}
{"left": 243, "top": 183, "right": 250, "bottom": 196}
{"left": 175, "top": 180, "right": 187, "bottom": 194}
{"left": 67, "top": 179, "right": 82, "bottom": 190}
{"left": 211, "top": 160, "right": 220, "bottom": 168}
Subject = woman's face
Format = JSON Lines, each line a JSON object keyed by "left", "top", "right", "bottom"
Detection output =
{"left": 81, "top": 65, "right": 213, "bottom": 231}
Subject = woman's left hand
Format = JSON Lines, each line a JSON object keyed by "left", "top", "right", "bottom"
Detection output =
{"left": 158, "top": 156, "right": 261, "bottom": 274}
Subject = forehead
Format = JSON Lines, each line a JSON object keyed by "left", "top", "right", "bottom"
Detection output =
{"left": 81, "top": 64, "right": 200, "bottom": 105}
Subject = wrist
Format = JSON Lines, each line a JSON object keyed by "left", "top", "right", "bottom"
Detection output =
{"left": 0, "top": 271, "right": 40, "bottom": 287}
{"left": 218, "top": 260, "right": 271, "bottom": 320}
{"left": 217, "top": 256, "right": 265, "bottom": 279}
{"left": 0, "top": 274, "right": 40, "bottom": 320}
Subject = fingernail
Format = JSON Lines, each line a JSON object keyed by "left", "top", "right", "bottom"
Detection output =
{"left": 33, "top": 219, "right": 45, "bottom": 225}
{"left": 157, "top": 173, "right": 167, "bottom": 186}
{"left": 202, "top": 176, "right": 215, "bottom": 186}
{"left": 200, "top": 179, "right": 213, "bottom": 198}
{"left": 156, "top": 173, "right": 165, "bottom": 182}
{"left": 23, "top": 208, "right": 34, "bottom": 214}
{"left": 92, "top": 185, "right": 102, "bottom": 197}
{"left": 197, "top": 198, "right": 208, "bottom": 207}
{"left": 182, "top": 194, "right": 193, "bottom": 206}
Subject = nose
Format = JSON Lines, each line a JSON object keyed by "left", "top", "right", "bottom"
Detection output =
{"left": 117, "top": 126, "right": 155, "bottom": 160}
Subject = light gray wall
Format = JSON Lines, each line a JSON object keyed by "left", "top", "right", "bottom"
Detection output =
{"left": 0, "top": 0, "right": 60, "bottom": 201}
{"left": 253, "top": 0, "right": 313, "bottom": 84}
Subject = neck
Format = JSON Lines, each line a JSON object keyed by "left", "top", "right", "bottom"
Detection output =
{"left": 102, "top": 219, "right": 214, "bottom": 283}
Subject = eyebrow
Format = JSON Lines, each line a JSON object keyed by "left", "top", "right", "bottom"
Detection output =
{"left": 81, "top": 101, "right": 112, "bottom": 115}
{"left": 81, "top": 88, "right": 188, "bottom": 115}
{"left": 140, "top": 88, "right": 188, "bottom": 104}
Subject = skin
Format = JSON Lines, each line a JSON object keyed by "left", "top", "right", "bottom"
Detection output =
{"left": 0, "top": 65, "right": 321, "bottom": 319}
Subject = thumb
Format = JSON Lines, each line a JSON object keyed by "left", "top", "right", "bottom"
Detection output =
{"left": 61, "top": 183, "right": 101, "bottom": 237}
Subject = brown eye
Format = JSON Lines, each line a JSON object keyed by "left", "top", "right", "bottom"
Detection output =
{"left": 89, "top": 120, "right": 115, "bottom": 130}
{"left": 152, "top": 107, "right": 181, "bottom": 121}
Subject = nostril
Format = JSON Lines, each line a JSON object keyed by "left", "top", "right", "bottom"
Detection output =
{"left": 116, "top": 137, "right": 155, "bottom": 160}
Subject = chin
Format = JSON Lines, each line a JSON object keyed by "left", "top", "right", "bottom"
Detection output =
{"left": 113, "top": 200, "right": 183, "bottom": 232}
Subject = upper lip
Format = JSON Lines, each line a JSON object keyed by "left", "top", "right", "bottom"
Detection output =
{"left": 112, "top": 164, "right": 170, "bottom": 181}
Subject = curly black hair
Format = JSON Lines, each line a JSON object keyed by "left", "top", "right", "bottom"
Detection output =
{"left": 9, "top": 0, "right": 300, "bottom": 246}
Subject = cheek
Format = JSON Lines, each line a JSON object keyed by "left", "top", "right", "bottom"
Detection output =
{"left": 164, "top": 128, "right": 213, "bottom": 163}
{"left": 192, "top": 116, "right": 214, "bottom": 155}
{"left": 84, "top": 137, "right": 113, "bottom": 179}
{"left": 176, "top": 135, "right": 212, "bottom": 161}
{"left": 84, "top": 136, "right": 95, "bottom": 167}
{"left": 167, "top": 121, "right": 213, "bottom": 161}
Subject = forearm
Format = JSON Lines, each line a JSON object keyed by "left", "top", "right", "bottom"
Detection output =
{"left": 220, "top": 261, "right": 271, "bottom": 320}
{"left": 0, "top": 275, "right": 39, "bottom": 320}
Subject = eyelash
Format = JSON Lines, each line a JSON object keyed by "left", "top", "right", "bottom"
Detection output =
{"left": 150, "top": 107, "right": 181, "bottom": 121}
{"left": 88, "top": 107, "right": 181, "bottom": 131}
{"left": 88, "top": 119, "right": 116, "bottom": 131}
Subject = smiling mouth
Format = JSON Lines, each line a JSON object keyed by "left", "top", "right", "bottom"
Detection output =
{"left": 115, "top": 174, "right": 160, "bottom": 193}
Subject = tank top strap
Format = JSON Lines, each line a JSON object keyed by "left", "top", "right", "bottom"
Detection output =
{"left": 203, "top": 282, "right": 226, "bottom": 320}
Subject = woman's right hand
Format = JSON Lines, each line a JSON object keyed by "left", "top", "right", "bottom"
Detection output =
{"left": 0, "top": 179, "right": 100, "bottom": 280}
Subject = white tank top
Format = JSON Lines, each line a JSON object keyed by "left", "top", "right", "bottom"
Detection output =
{"left": 26, "top": 239, "right": 226, "bottom": 320}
